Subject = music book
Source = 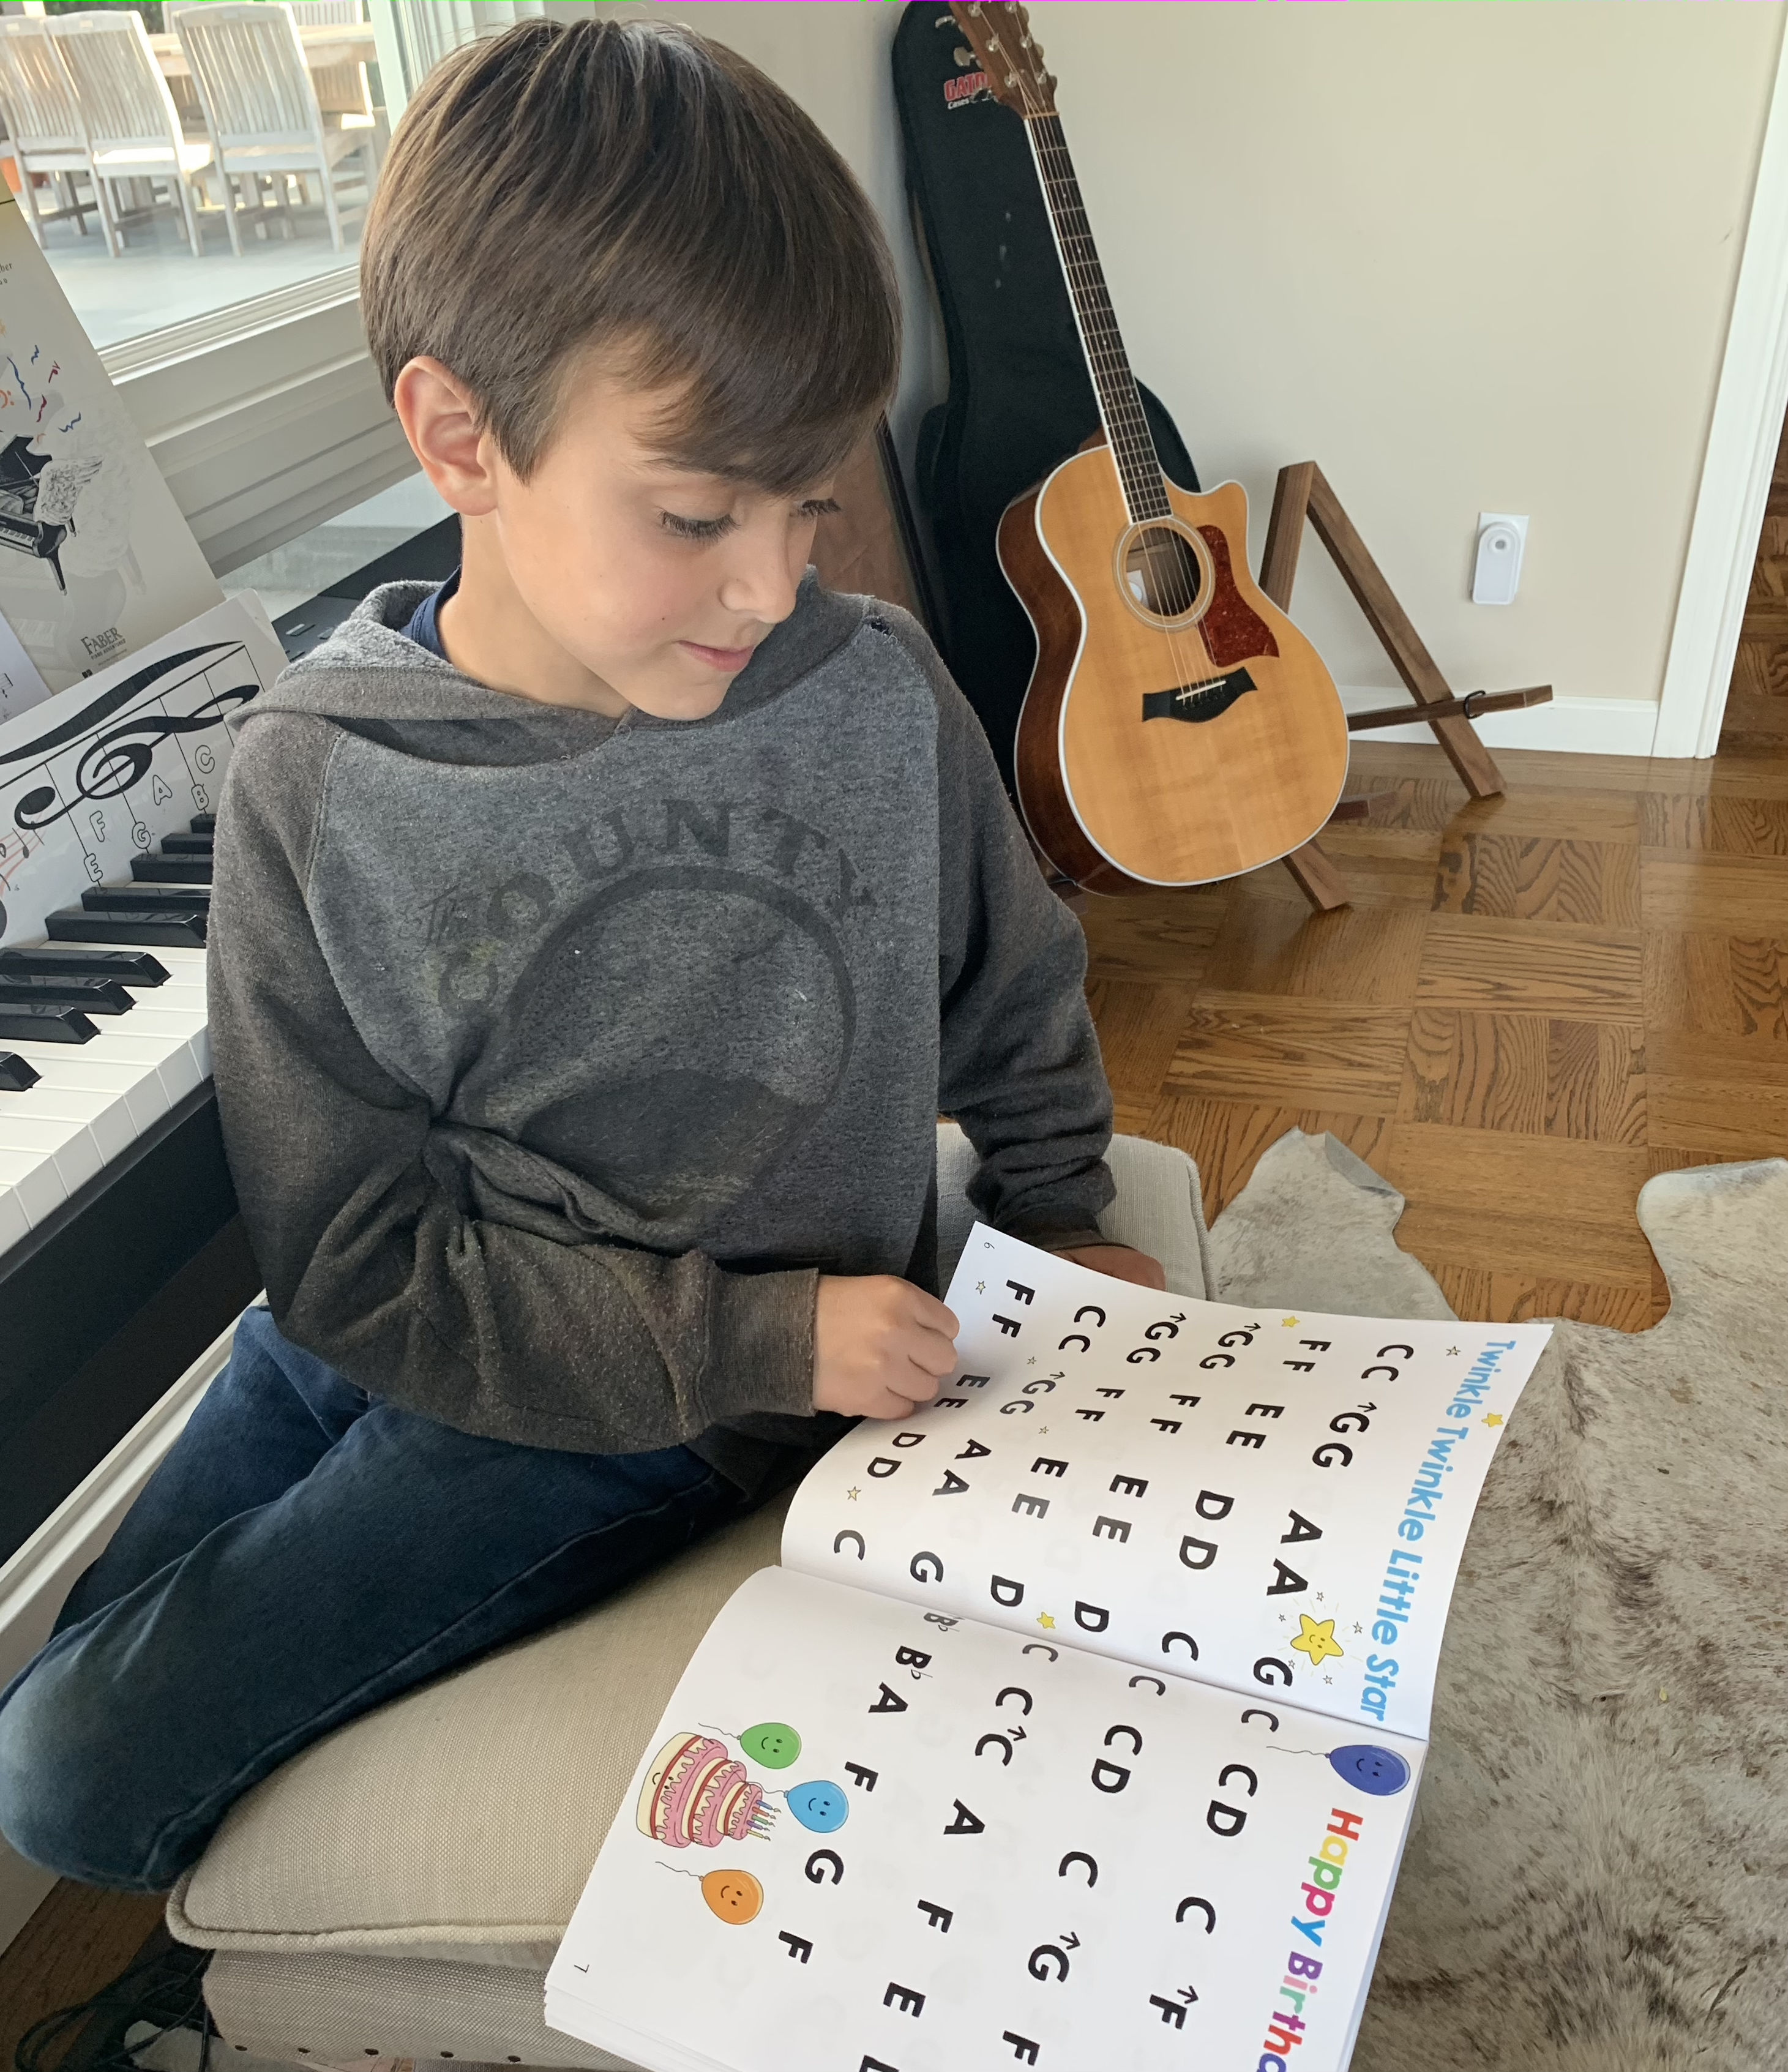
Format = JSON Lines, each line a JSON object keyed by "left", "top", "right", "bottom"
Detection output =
{"left": 545, "top": 1225, "right": 1552, "bottom": 2072}
{"left": 0, "top": 198, "right": 223, "bottom": 719}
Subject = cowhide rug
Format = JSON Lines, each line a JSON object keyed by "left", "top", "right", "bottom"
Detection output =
{"left": 1211, "top": 1132, "right": 1788, "bottom": 2072}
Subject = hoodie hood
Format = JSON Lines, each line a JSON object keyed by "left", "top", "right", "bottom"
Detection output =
{"left": 242, "top": 569, "right": 869, "bottom": 746}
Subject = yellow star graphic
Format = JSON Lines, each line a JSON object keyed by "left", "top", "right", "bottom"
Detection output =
{"left": 1289, "top": 1615, "right": 1344, "bottom": 1668}
{"left": 1036, "top": 1612, "right": 1057, "bottom": 1631}
{"left": 1282, "top": 1315, "right": 1299, "bottom": 1328}
{"left": 1483, "top": 1413, "right": 1504, "bottom": 1427}
{"left": 845, "top": 1487, "right": 861, "bottom": 1501}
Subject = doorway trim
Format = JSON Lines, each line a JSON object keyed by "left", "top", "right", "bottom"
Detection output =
{"left": 1655, "top": 17, "right": 1788, "bottom": 758}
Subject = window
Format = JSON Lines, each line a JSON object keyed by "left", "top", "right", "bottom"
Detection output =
{"left": 0, "top": 4, "right": 627, "bottom": 575}
{"left": 0, "top": 0, "right": 382, "bottom": 352}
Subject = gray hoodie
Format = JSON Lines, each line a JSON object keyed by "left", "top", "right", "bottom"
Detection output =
{"left": 209, "top": 575, "right": 1115, "bottom": 1495}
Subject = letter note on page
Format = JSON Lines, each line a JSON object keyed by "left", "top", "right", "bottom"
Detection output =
{"left": 781, "top": 1226, "right": 1551, "bottom": 1743}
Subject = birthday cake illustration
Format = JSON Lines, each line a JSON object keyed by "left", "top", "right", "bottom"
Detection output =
{"left": 636, "top": 1733, "right": 776, "bottom": 1849}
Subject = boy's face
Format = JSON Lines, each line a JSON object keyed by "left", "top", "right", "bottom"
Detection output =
{"left": 403, "top": 355, "right": 837, "bottom": 721}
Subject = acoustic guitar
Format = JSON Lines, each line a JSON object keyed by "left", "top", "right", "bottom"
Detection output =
{"left": 949, "top": 2, "right": 1350, "bottom": 894}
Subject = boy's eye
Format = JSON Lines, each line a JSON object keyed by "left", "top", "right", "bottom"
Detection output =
{"left": 660, "top": 510, "right": 735, "bottom": 542}
{"left": 799, "top": 498, "right": 842, "bottom": 521}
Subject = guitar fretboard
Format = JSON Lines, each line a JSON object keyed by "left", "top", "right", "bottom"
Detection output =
{"left": 1026, "top": 111, "right": 1171, "bottom": 523}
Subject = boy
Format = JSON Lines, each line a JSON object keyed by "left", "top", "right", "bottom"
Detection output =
{"left": 0, "top": 17, "right": 1161, "bottom": 1892}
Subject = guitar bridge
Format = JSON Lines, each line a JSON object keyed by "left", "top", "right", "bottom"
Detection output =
{"left": 1141, "top": 667, "right": 1256, "bottom": 724}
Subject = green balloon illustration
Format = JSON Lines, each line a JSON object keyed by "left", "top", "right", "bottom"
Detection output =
{"left": 739, "top": 1722, "right": 801, "bottom": 1770}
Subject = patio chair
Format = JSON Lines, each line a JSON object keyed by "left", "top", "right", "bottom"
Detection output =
{"left": 0, "top": 19, "right": 111, "bottom": 253}
{"left": 170, "top": 3, "right": 372, "bottom": 257}
{"left": 45, "top": 10, "right": 212, "bottom": 260}
{"left": 285, "top": 0, "right": 380, "bottom": 143}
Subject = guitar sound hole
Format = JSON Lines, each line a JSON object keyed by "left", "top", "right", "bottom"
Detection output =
{"left": 1123, "top": 525, "right": 1202, "bottom": 620}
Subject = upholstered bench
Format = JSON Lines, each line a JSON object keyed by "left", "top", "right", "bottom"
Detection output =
{"left": 166, "top": 1126, "right": 1213, "bottom": 2068}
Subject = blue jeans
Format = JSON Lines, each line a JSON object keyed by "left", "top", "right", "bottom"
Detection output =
{"left": 0, "top": 1307, "right": 750, "bottom": 1891}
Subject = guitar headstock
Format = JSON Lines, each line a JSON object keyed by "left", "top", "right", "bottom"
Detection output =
{"left": 948, "top": 2, "right": 1057, "bottom": 121}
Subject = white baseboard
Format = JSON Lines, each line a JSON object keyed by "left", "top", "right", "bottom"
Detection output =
{"left": 0, "top": 1316, "right": 243, "bottom": 1955}
{"left": 1339, "top": 685, "right": 1662, "bottom": 757}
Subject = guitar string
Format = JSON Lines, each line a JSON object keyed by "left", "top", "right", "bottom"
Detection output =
{"left": 1012, "top": 70, "right": 1216, "bottom": 706}
{"left": 1016, "top": 81, "right": 1208, "bottom": 678}
{"left": 989, "top": 3, "right": 1205, "bottom": 679}
{"left": 1007, "top": 70, "right": 1202, "bottom": 683}
{"left": 1028, "top": 128, "right": 1215, "bottom": 714}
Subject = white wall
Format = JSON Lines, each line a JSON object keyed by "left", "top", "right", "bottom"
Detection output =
{"left": 1028, "top": 2, "right": 1786, "bottom": 714}
{"left": 695, "top": 2, "right": 1784, "bottom": 730}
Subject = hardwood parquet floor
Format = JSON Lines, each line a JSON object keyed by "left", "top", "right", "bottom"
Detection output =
{"left": 1082, "top": 738, "right": 1788, "bottom": 1332}
{"left": 0, "top": 1879, "right": 164, "bottom": 2061}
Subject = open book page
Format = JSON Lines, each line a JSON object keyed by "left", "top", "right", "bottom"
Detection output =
{"left": 782, "top": 1226, "right": 1551, "bottom": 1741}
{"left": 546, "top": 1564, "right": 1423, "bottom": 2072}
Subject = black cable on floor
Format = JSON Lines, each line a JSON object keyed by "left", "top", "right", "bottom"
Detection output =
{"left": 14, "top": 1937, "right": 214, "bottom": 2072}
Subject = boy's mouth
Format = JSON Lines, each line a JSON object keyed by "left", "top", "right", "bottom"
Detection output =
{"left": 679, "top": 638, "right": 758, "bottom": 674}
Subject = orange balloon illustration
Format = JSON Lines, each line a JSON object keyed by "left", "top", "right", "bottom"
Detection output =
{"left": 701, "top": 1868, "right": 763, "bottom": 1924}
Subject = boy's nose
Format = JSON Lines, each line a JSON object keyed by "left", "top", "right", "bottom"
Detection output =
{"left": 717, "top": 536, "right": 801, "bottom": 626}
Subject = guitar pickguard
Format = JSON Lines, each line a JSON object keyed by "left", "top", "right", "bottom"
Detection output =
{"left": 1194, "top": 527, "right": 1277, "bottom": 669}
{"left": 1140, "top": 667, "right": 1256, "bottom": 724}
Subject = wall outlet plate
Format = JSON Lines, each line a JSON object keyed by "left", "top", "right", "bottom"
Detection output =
{"left": 1472, "top": 512, "right": 1528, "bottom": 605}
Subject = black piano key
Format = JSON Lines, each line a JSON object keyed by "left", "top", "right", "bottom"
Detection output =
{"left": 0, "top": 1051, "right": 39, "bottom": 1091}
{"left": 0, "top": 946, "right": 168, "bottom": 985}
{"left": 130, "top": 854, "right": 212, "bottom": 885}
{"left": 83, "top": 883, "right": 211, "bottom": 913}
{"left": 46, "top": 905, "right": 208, "bottom": 948}
{"left": 159, "top": 832, "right": 214, "bottom": 855}
{"left": 0, "top": 975, "right": 134, "bottom": 1014}
{"left": 189, "top": 814, "right": 216, "bottom": 834}
{"left": 0, "top": 1000, "right": 98, "bottom": 1042}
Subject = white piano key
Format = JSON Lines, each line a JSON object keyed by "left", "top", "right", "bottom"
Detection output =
{"left": 0, "top": 1047, "right": 168, "bottom": 1098}
{"left": 2, "top": 1039, "right": 176, "bottom": 1134}
{"left": 117, "top": 1008, "right": 208, "bottom": 1043}
{"left": 0, "top": 1144, "right": 65, "bottom": 1226}
{"left": 0, "top": 1112, "right": 102, "bottom": 1195}
{"left": 0, "top": 927, "right": 222, "bottom": 1263}
{"left": 150, "top": 1041, "right": 203, "bottom": 1105}
{"left": 6, "top": 1083, "right": 138, "bottom": 1163}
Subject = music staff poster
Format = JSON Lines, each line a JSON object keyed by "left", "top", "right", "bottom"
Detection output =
{"left": 0, "top": 594, "right": 284, "bottom": 946}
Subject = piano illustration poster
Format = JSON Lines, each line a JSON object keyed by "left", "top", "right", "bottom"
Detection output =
{"left": 0, "top": 198, "right": 222, "bottom": 716}
{"left": 0, "top": 595, "right": 285, "bottom": 948}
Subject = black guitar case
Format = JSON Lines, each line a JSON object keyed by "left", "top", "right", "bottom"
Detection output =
{"left": 894, "top": 3, "right": 1201, "bottom": 792}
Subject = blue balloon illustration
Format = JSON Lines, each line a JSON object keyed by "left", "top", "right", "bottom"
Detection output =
{"left": 785, "top": 1780, "right": 849, "bottom": 1833}
{"left": 1326, "top": 1745, "right": 1410, "bottom": 1797}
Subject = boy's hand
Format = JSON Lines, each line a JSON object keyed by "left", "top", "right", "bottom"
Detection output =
{"left": 1054, "top": 1244, "right": 1169, "bottom": 1291}
{"left": 814, "top": 1276, "right": 959, "bottom": 1420}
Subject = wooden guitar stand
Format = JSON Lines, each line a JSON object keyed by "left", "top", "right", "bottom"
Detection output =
{"left": 1259, "top": 462, "right": 1553, "bottom": 913}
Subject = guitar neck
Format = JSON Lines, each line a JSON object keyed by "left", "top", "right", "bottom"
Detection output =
{"left": 1023, "top": 111, "right": 1170, "bottom": 523}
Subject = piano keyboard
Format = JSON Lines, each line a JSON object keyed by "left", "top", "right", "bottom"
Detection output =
{"left": 0, "top": 819, "right": 213, "bottom": 1258}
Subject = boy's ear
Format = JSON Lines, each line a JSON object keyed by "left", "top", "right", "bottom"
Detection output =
{"left": 392, "top": 356, "right": 500, "bottom": 517}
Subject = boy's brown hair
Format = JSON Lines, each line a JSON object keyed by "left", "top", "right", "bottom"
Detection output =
{"left": 361, "top": 18, "right": 900, "bottom": 495}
